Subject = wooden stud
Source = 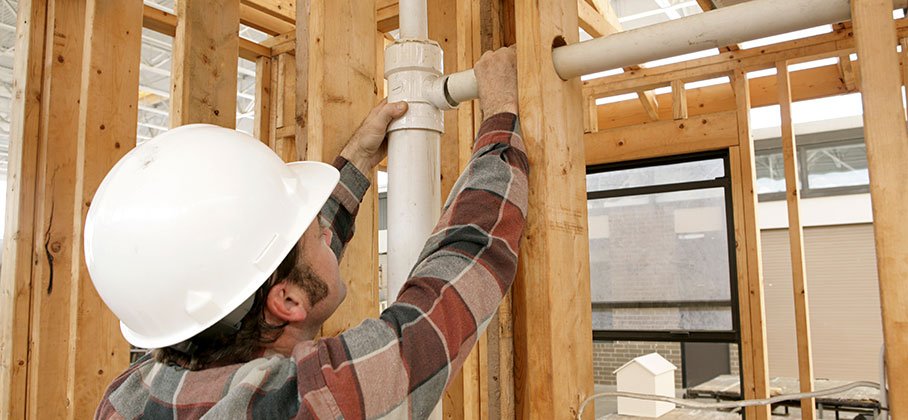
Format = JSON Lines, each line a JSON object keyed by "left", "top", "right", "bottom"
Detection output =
{"left": 254, "top": 56, "right": 273, "bottom": 143}
{"left": 513, "top": 0, "right": 594, "bottom": 418}
{"left": 24, "top": 1, "right": 86, "bottom": 418}
{"left": 0, "top": 1, "right": 47, "bottom": 418}
{"left": 732, "top": 69, "right": 771, "bottom": 420}
{"left": 377, "top": 0, "right": 399, "bottom": 33}
{"left": 170, "top": 0, "right": 240, "bottom": 127}
{"left": 851, "top": 1, "right": 908, "bottom": 416}
{"left": 671, "top": 79, "right": 688, "bottom": 120}
{"left": 637, "top": 90, "right": 660, "bottom": 121}
{"left": 776, "top": 61, "right": 816, "bottom": 420}
{"left": 302, "top": 0, "right": 380, "bottom": 337}
{"left": 838, "top": 52, "right": 858, "bottom": 92}
{"left": 71, "top": 1, "right": 144, "bottom": 417}
{"left": 585, "top": 111, "right": 738, "bottom": 165}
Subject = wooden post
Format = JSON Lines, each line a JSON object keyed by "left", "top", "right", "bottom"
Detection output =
{"left": 70, "top": 1, "right": 144, "bottom": 418}
{"left": 512, "top": 0, "right": 594, "bottom": 418}
{"left": 301, "top": 0, "right": 380, "bottom": 337}
{"left": 23, "top": 1, "right": 86, "bottom": 418}
{"left": 776, "top": 61, "right": 816, "bottom": 420}
{"left": 254, "top": 56, "right": 273, "bottom": 143}
{"left": 671, "top": 79, "right": 688, "bottom": 120}
{"left": 731, "top": 68, "right": 772, "bottom": 420}
{"left": 0, "top": 1, "right": 48, "bottom": 418}
{"left": 851, "top": 0, "right": 908, "bottom": 416}
{"left": 170, "top": 0, "right": 240, "bottom": 127}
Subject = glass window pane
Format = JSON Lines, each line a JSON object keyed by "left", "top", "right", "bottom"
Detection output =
{"left": 805, "top": 143, "right": 869, "bottom": 189}
{"left": 586, "top": 158, "right": 724, "bottom": 192}
{"left": 589, "top": 188, "right": 732, "bottom": 331}
{"left": 755, "top": 151, "right": 786, "bottom": 194}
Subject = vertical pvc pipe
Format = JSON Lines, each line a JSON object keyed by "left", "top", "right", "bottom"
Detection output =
{"left": 399, "top": 0, "right": 428, "bottom": 39}
{"left": 386, "top": 129, "right": 441, "bottom": 304}
{"left": 388, "top": 1, "right": 444, "bottom": 417}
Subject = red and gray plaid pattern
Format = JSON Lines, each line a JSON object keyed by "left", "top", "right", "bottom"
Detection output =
{"left": 96, "top": 113, "right": 528, "bottom": 419}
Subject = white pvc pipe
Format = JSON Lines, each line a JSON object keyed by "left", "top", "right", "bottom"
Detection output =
{"left": 399, "top": 0, "right": 428, "bottom": 39}
{"left": 441, "top": 0, "right": 908, "bottom": 100}
{"left": 386, "top": 129, "right": 440, "bottom": 305}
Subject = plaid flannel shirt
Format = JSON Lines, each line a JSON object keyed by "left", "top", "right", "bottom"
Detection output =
{"left": 96, "top": 112, "right": 528, "bottom": 419}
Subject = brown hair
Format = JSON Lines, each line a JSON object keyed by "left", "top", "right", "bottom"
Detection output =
{"left": 153, "top": 243, "right": 329, "bottom": 370}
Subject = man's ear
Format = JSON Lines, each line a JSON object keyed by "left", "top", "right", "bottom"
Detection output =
{"left": 265, "top": 282, "right": 309, "bottom": 323}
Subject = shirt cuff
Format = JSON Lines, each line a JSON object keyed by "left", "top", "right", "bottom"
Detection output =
{"left": 332, "top": 156, "right": 372, "bottom": 203}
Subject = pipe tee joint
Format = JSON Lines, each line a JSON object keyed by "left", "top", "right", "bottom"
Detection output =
{"left": 384, "top": 39, "right": 452, "bottom": 134}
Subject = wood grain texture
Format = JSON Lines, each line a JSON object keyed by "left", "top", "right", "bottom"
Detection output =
{"left": 671, "top": 79, "right": 688, "bottom": 120}
{"left": 731, "top": 69, "right": 771, "bottom": 420}
{"left": 170, "top": 0, "right": 240, "bottom": 128}
{"left": 585, "top": 111, "right": 738, "bottom": 166}
{"left": 513, "top": 0, "right": 594, "bottom": 418}
{"left": 142, "top": 4, "right": 270, "bottom": 61}
{"left": 776, "top": 61, "right": 816, "bottom": 420}
{"left": 0, "top": 1, "right": 47, "bottom": 418}
{"left": 71, "top": 1, "right": 143, "bottom": 417}
{"left": 254, "top": 56, "right": 273, "bottom": 143}
{"left": 851, "top": 1, "right": 908, "bottom": 416}
{"left": 301, "top": 0, "right": 380, "bottom": 337}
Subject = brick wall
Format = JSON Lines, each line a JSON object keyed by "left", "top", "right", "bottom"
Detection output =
{"left": 593, "top": 341, "right": 683, "bottom": 386}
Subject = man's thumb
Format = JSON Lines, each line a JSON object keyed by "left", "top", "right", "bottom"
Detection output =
{"left": 389, "top": 101, "right": 408, "bottom": 118}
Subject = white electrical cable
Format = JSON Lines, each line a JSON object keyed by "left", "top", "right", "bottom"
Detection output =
{"left": 576, "top": 381, "right": 883, "bottom": 420}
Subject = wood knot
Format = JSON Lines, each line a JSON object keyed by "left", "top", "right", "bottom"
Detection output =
{"left": 50, "top": 242, "right": 62, "bottom": 253}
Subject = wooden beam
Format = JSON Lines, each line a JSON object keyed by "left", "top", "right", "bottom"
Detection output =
{"left": 585, "top": 111, "right": 738, "bottom": 165}
{"left": 586, "top": 0, "right": 620, "bottom": 30}
{"left": 851, "top": 1, "right": 908, "bottom": 416}
{"left": 731, "top": 69, "right": 771, "bottom": 420}
{"left": 577, "top": 0, "right": 619, "bottom": 38}
{"left": 377, "top": 0, "right": 399, "bottom": 33}
{"left": 584, "top": 19, "right": 908, "bottom": 98}
{"left": 776, "top": 61, "right": 816, "bottom": 420}
{"left": 268, "top": 53, "right": 296, "bottom": 161}
{"left": 71, "top": 1, "right": 143, "bottom": 417}
{"left": 513, "top": 0, "right": 594, "bottom": 418}
{"left": 241, "top": 0, "right": 295, "bottom": 24}
{"left": 303, "top": 0, "right": 381, "bottom": 337}
{"left": 595, "top": 63, "right": 855, "bottom": 130}
{"left": 0, "top": 1, "right": 47, "bottom": 418}
{"left": 671, "top": 79, "right": 688, "bottom": 120}
{"left": 142, "top": 5, "right": 271, "bottom": 62}
{"left": 240, "top": 3, "right": 295, "bottom": 35}
{"left": 170, "top": 0, "right": 240, "bottom": 127}
{"left": 637, "top": 90, "right": 660, "bottom": 121}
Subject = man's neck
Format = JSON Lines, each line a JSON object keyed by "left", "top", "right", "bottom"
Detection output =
{"left": 265, "top": 322, "right": 321, "bottom": 356}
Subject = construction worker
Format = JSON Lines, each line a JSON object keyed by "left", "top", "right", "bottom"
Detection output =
{"left": 89, "top": 46, "right": 524, "bottom": 419}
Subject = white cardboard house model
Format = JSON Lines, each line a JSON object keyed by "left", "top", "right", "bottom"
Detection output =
{"left": 614, "top": 353, "right": 677, "bottom": 418}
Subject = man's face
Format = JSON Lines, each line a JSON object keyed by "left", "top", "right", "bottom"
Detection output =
{"left": 297, "top": 219, "right": 346, "bottom": 324}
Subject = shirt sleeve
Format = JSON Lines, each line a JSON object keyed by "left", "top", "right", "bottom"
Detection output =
{"left": 293, "top": 113, "right": 528, "bottom": 419}
{"left": 319, "top": 156, "right": 372, "bottom": 260}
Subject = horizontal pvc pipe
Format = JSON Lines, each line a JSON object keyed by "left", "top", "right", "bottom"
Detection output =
{"left": 442, "top": 0, "right": 908, "bottom": 101}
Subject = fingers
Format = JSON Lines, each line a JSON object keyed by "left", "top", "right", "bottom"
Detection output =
{"left": 372, "top": 101, "right": 408, "bottom": 128}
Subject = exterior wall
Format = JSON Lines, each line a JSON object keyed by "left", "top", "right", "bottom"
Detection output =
{"left": 761, "top": 223, "right": 883, "bottom": 382}
{"left": 593, "top": 341, "right": 682, "bottom": 386}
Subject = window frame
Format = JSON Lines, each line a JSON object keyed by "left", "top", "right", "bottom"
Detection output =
{"left": 586, "top": 150, "right": 741, "bottom": 345}
{"left": 755, "top": 128, "right": 869, "bottom": 202}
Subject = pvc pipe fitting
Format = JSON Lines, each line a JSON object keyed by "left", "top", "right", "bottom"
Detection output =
{"left": 384, "top": 39, "right": 446, "bottom": 133}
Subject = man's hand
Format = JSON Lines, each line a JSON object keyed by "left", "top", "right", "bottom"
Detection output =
{"left": 474, "top": 46, "right": 518, "bottom": 119}
{"left": 340, "top": 100, "right": 408, "bottom": 175}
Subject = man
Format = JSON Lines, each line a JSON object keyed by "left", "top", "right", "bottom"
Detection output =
{"left": 90, "top": 46, "right": 524, "bottom": 419}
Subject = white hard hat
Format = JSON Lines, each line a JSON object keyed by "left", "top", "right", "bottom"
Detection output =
{"left": 84, "top": 124, "right": 339, "bottom": 349}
